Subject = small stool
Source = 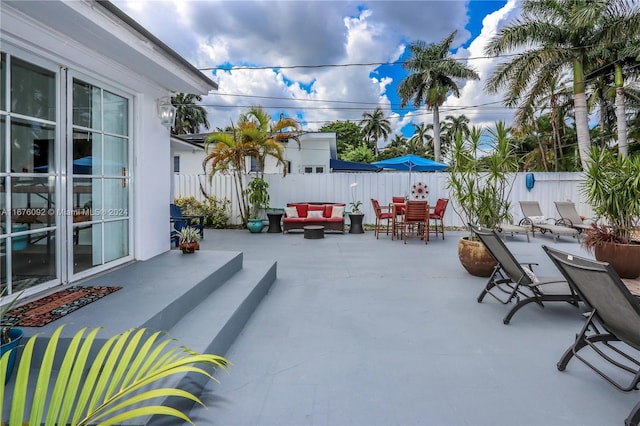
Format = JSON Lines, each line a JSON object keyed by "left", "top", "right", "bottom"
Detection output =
{"left": 304, "top": 225, "right": 324, "bottom": 239}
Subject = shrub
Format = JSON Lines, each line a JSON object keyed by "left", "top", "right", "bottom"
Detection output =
{"left": 174, "top": 196, "right": 231, "bottom": 229}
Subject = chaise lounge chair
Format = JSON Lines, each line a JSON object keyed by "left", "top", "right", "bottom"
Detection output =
{"left": 470, "top": 223, "right": 580, "bottom": 324}
{"left": 543, "top": 246, "right": 640, "bottom": 426}
{"left": 519, "top": 201, "right": 579, "bottom": 242}
{"left": 554, "top": 201, "right": 596, "bottom": 234}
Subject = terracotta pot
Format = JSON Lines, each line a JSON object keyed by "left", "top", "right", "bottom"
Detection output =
{"left": 458, "top": 236, "right": 496, "bottom": 277}
{"left": 594, "top": 242, "right": 640, "bottom": 279}
{"left": 180, "top": 242, "right": 198, "bottom": 254}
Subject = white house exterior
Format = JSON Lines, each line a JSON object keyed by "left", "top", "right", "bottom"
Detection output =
{"left": 0, "top": 0, "right": 217, "bottom": 298}
{"left": 174, "top": 131, "right": 338, "bottom": 177}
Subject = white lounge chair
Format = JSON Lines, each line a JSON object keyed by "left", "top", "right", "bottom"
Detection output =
{"left": 519, "top": 201, "right": 579, "bottom": 242}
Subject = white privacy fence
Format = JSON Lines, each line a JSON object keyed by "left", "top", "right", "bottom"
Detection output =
{"left": 174, "top": 172, "right": 592, "bottom": 227}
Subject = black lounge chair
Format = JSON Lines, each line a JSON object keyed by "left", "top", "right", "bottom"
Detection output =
{"left": 470, "top": 223, "right": 580, "bottom": 324}
{"left": 543, "top": 246, "right": 640, "bottom": 425}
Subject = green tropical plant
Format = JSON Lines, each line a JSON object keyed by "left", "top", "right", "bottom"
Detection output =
{"left": 0, "top": 290, "right": 23, "bottom": 344}
{"left": 174, "top": 196, "right": 231, "bottom": 229}
{"left": 176, "top": 226, "right": 202, "bottom": 244}
{"left": 398, "top": 31, "right": 480, "bottom": 163}
{"left": 484, "top": 0, "right": 640, "bottom": 168}
{"left": 246, "top": 177, "right": 270, "bottom": 220}
{"left": 359, "top": 107, "right": 391, "bottom": 156}
{"left": 581, "top": 147, "right": 640, "bottom": 248}
{"left": 204, "top": 106, "right": 299, "bottom": 226}
{"left": 1, "top": 325, "right": 228, "bottom": 425}
{"left": 446, "top": 122, "right": 518, "bottom": 236}
{"left": 171, "top": 93, "right": 210, "bottom": 135}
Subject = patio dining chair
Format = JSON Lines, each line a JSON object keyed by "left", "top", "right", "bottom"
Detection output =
{"left": 428, "top": 198, "right": 448, "bottom": 240}
{"left": 170, "top": 203, "right": 204, "bottom": 247}
{"left": 371, "top": 198, "right": 393, "bottom": 239}
{"left": 401, "top": 200, "right": 429, "bottom": 244}
{"left": 519, "top": 201, "right": 579, "bottom": 242}
{"left": 554, "top": 201, "right": 596, "bottom": 234}
{"left": 470, "top": 223, "right": 580, "bottom": 324}
{"left": 543, "top": 246, "right": 640, "bottom": 425}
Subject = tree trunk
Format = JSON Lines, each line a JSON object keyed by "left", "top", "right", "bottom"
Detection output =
{"left": 573, "top": 57, "right": 591, "bottom": 171}
{"left": 433, "top": 106, "right": 441, "bottom": 163}
{"left": 615, "top": 64, "right": 628, "bottom": 157}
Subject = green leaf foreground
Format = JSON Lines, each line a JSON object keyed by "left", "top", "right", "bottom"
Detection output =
{"left": 0, "top": 325, "right": 228, "bottom": 425}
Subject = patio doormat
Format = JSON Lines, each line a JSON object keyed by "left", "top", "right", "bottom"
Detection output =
{"left": 0, "top": 286, "right": 121, "bottom": 327}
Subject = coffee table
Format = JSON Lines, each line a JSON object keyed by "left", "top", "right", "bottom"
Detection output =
{"left": 303, "top": 225, "right": 324, "bottom": 239}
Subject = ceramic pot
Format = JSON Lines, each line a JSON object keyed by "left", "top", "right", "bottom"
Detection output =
{"left": 247, "top": 218, "right": 265, "bottom": 233}
{"left": 458, "top": 236, "right": 496, "bottom": 277}
{"left": 1, "top": 327, "right": 24, "bottom": 384}
{"left": 594, "top": 242, "right": 640, "bottom": 279}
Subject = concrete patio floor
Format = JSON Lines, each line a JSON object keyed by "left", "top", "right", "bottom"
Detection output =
{"left": 187, "top": 228, "right": 639, "bottom": 426}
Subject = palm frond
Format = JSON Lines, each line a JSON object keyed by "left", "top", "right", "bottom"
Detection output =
{"left": 2, "top": 325, "right": 228, "bottom": 426}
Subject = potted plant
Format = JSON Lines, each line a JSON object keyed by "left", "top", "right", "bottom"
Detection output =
{"left": 581, "top": 147, "right": 640, "bottom": 278}
{"left": 1, "top": 290, "right": 24, "bottom": 384}
{"left": 446, "top": 122, "right": 518, "bottom": 276}
{"left": 176, "top": 226, "right": 202, "bottom": 253}
{"left": 348, "top": 183, "right": 365, "bottom": 233}
{"left": 246, "top": 177, "right": 270, "bottom": 233}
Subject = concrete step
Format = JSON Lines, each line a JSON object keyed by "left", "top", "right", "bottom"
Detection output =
{"left": 147, "top": 260, "right": 277, "bottom": 425}
{"left": 3, "top": 250, "right": 277, "bottom": 426}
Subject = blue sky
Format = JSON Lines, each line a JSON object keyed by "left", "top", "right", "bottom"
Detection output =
{"left": 114, "top": 0, "right": 519, "bottom": 145}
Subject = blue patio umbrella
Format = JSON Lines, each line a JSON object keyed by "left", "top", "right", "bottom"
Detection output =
{"left": 372, "top": 154, "right": 449, "bottom": 196}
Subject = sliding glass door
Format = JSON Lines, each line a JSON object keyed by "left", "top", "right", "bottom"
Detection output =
{"left": 0, "top": 49, "right": 133, "bottom": 297}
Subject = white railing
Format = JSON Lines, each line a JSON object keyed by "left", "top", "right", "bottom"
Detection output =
{"left": 174, "top": 172, "right": 592, "bottom": 227}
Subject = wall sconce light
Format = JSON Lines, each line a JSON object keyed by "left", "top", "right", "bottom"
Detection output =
{"left": 157, "top": 96, "right": 176, "bottom": 129}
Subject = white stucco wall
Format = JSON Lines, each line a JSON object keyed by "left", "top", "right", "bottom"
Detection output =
{"left": 1, "top": 1, "right": 215, "bottom": 268}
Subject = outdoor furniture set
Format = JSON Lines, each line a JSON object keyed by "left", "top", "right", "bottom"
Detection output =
{"left": 282, "top": 203, "right": 346, "bottom": 234}
{"left": 371, "top": 197, "right": 450, "bottom": 243}
{"left": 470, "top": 223, "right": 640, "bottom": 425}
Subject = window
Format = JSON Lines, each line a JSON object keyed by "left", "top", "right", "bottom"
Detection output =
{"left": 173, "top": 155, "right": 180, "bottom": 173}
{"left": 303, "top": 166, "right": 324, "bottom": 174}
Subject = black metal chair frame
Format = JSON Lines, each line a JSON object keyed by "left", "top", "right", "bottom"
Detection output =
{"left": 470, "top": 223, "right": 580, "bottom": 324}
{"left": 543, "top": 246, "right": 640, "bottom": 425}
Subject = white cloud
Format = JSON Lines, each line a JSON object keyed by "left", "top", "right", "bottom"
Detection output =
{"left": 113, "top": 0, "right": 520, "bottom": 136}
{"left": 442, "top": 0, "right": 520, "bottom": 129}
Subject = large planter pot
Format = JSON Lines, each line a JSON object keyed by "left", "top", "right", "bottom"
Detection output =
{"left": 247, "top": 218, "right": 265, "bottom": 233}
{"left": 458, "top": 236, "right": 497, "bottom": 277}
{"left": 1, "top": 327, "right": 24, "bottom": 384}
{"left": 180, "top": 242, "right": 198, "bottom": 253}
{"left": 594, "top": 242, "right": 640, "bottom": 279}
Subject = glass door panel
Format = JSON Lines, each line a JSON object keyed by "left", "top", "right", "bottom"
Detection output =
{"left": 104, "top": 220, "right": 128, "bottom": 263}
{"left": 0, "top": 54, "right": 58, "bottom": 295}
{"left": 70, "top": 78, "right": 130, "bottom": 278}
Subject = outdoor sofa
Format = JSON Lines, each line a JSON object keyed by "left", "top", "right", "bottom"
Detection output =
{"left": 283, "top": 202, "right": 346, "bottom": 233}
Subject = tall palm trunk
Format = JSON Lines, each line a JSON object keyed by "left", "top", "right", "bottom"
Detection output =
{"left": 573, "top": 56, "right": 591, "bottom": 170}
{"left": 432, "top": 106, "right": 441, "bottom": 162}
{"left": 614, "top": 63, "right": 628, "bottom": 157}
{"left": 550, "top": 94, "right": 561, "bottom": 172}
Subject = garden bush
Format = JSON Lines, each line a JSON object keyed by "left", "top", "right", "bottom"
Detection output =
{"left": 174, "top": 196, "right": 231, "bottom": 228}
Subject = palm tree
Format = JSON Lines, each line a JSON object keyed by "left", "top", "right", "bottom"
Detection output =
{"left": 203, "top": 106, "right": 300, "bottom": 225}
{"left": 485, "top": 0, "right": 640, "bottom": 169}
{"left": 171, "top": 93, "right": 210, "bottom": 134}
{"left": 442, "top": 114, "right": 471, "bottom": 157}
{"left": 408, "top": 123, "right": 432, "bottom": 157}
{"left": 359, "top": 107, "right": 391, "bottom": 156}
{"left": 588, "top": 2, "right": 640, "bottom": 157}
{"left": 397, "top": 31, "right": 480, "bottom": 163}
